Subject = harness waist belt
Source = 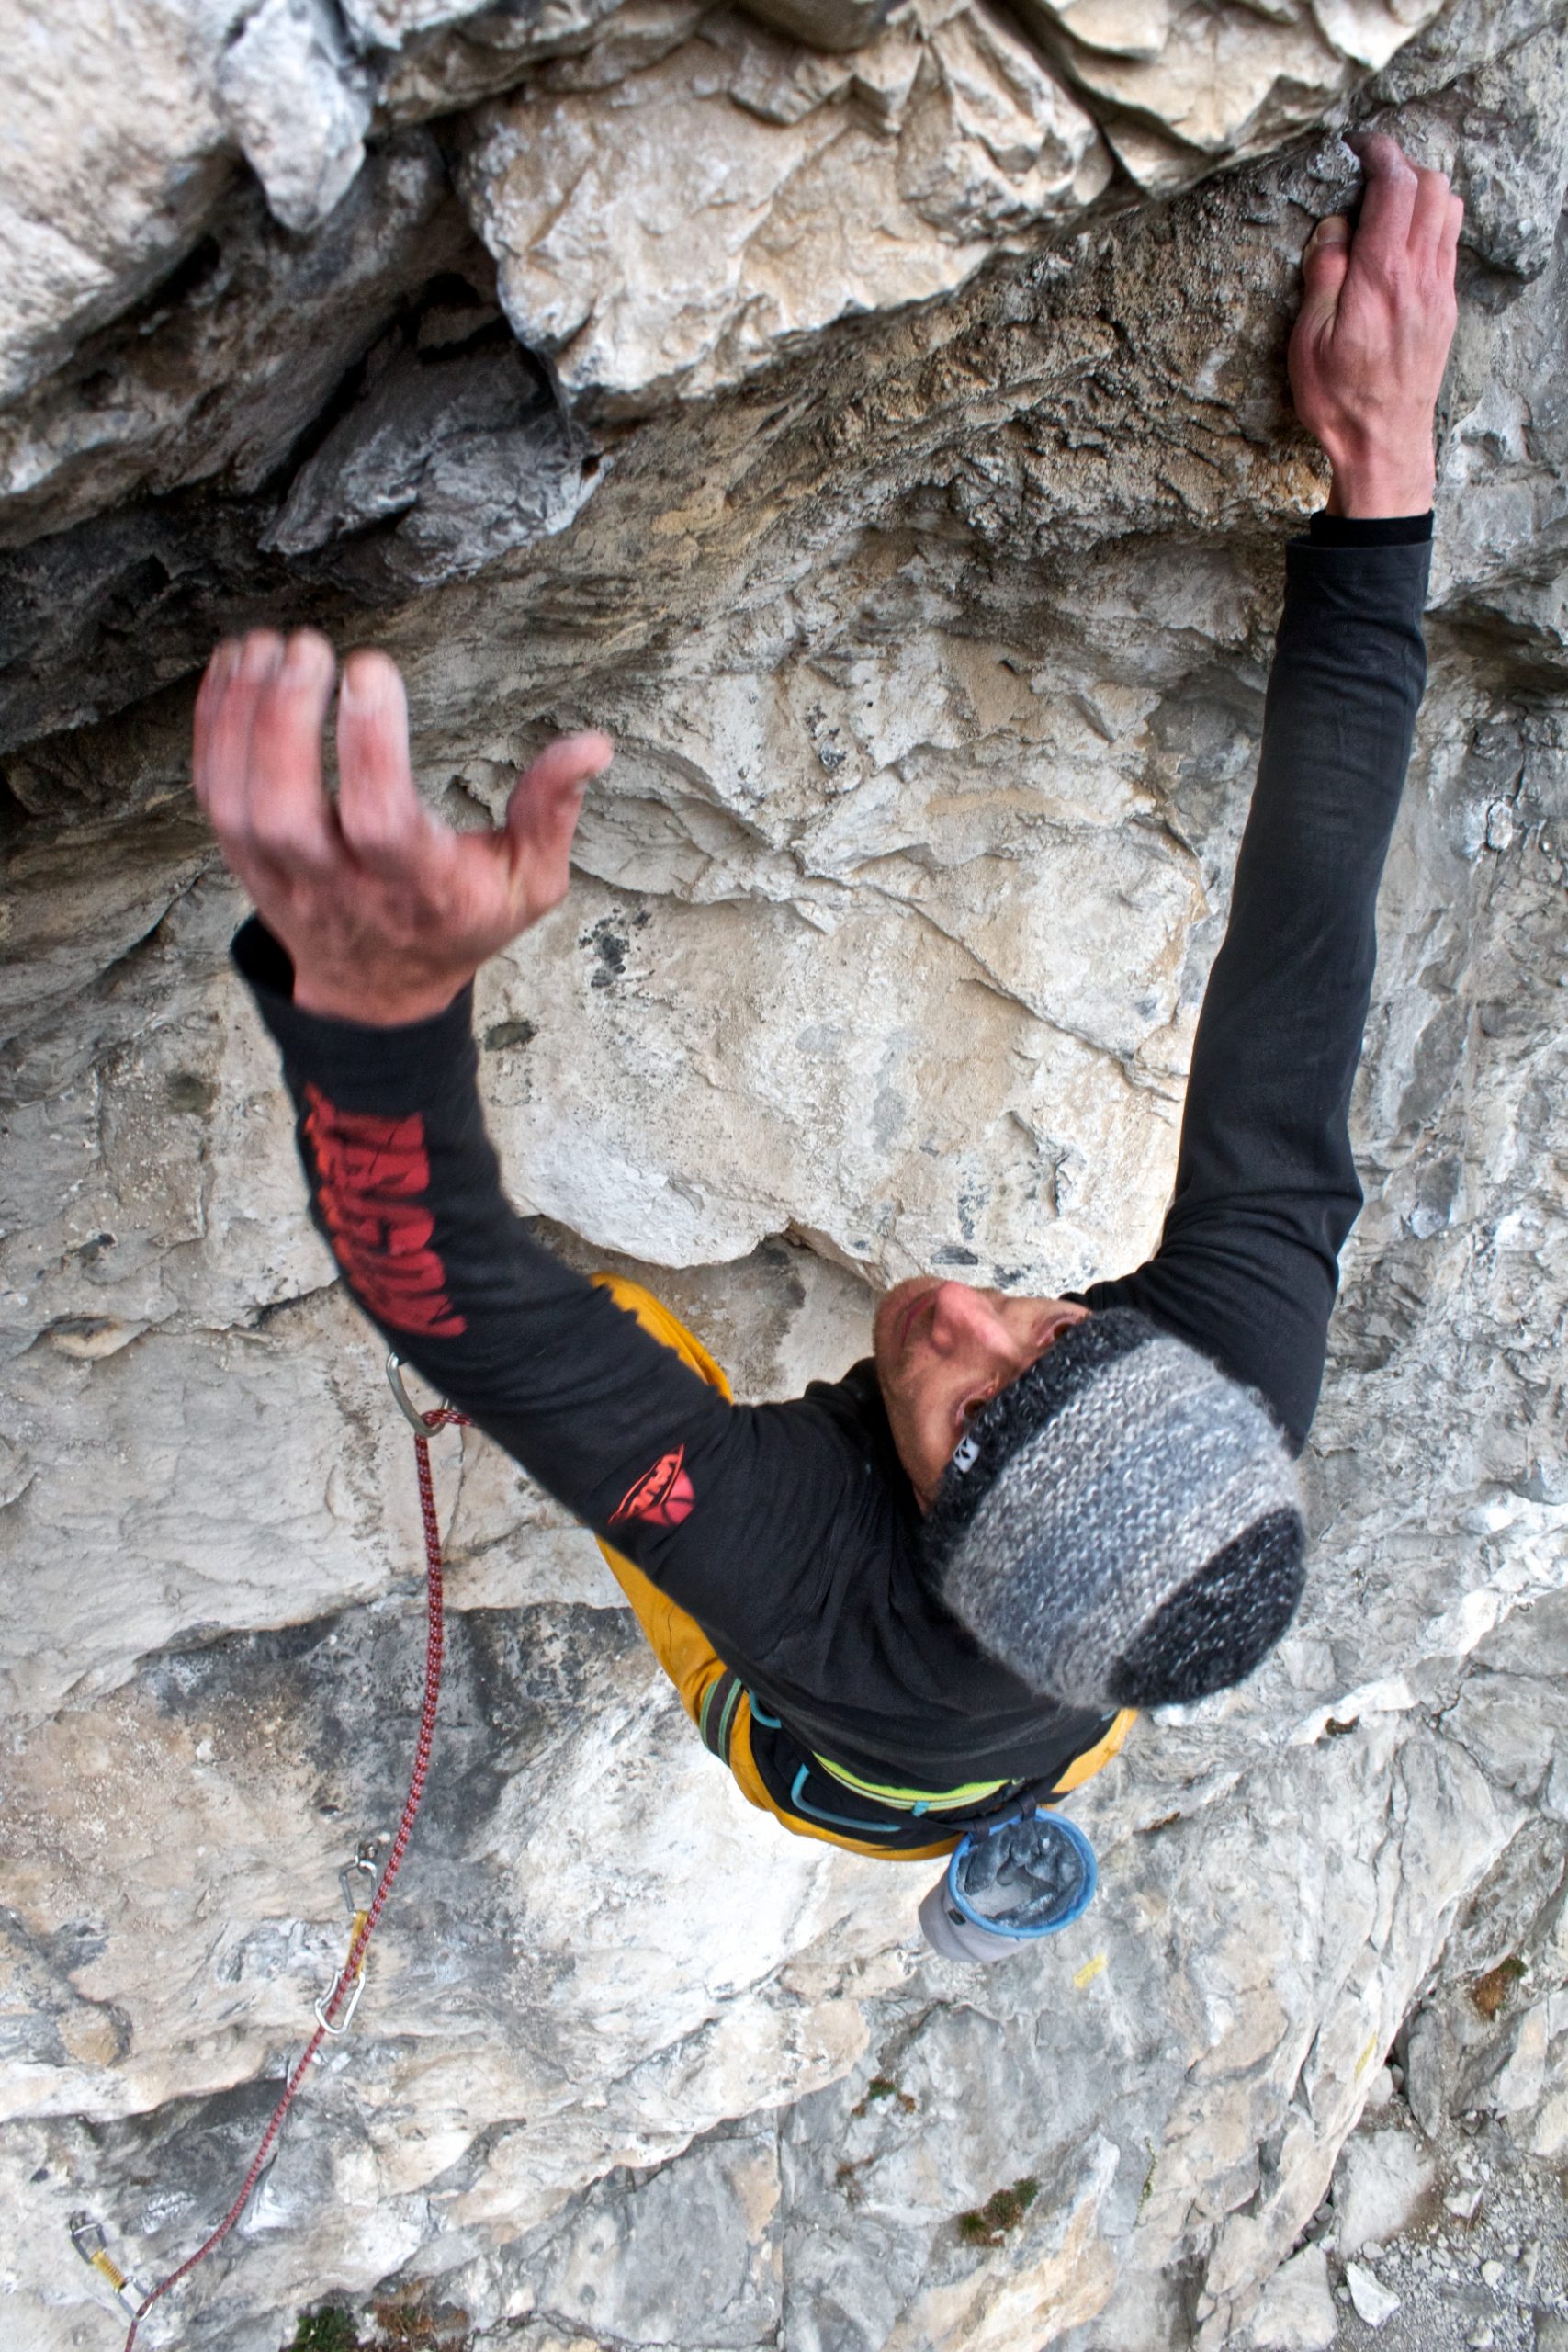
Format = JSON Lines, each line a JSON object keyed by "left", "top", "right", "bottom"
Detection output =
{"left": 809, "top": 1749, "right": 1019, "bottom": 1815}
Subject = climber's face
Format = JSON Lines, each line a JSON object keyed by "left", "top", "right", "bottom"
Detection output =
{"left": 873, "top": 1280, "right": 1089, "bottom": 1510}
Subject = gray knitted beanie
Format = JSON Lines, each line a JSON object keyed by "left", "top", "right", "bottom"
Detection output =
{"left": 923, "top": 1308, "right": 1304, "bottom": 1711}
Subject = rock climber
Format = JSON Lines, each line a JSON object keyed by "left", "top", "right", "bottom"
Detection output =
{"left": 192, "top": 132, "right": 1461, "bottom": 1953}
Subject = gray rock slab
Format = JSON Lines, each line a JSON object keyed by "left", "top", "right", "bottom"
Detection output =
{"left": 217, "top": 0, "right": 373, "bottom": 234}
{"left": 459, "top": 4, "right": 1111, "bottom": 410}
{"left": 1334, "top": 2132, "right": 1438, "bottom": 2256}
{"left": 1248, "top": 2243, "right": 1337, "bottom": 2351}
{"left": 1345, "top": 2258, "right": 1403, "bottom": 2328}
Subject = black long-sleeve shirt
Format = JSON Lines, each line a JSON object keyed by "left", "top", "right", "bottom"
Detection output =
{"left": 238, "top": 521, "right": 1431, "bottom": 1813}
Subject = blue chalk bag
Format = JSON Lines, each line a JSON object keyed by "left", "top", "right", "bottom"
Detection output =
{"left": 918, "top": 1803, "right": 1097, "bottom": 1963}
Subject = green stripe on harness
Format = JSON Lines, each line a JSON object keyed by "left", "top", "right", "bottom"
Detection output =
{"left": 699, "top": 1669, "right": 743, "bottom": 1764}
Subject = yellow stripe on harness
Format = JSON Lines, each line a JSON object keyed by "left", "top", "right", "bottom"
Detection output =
{"left": 811, "top": 1753, "right": 1012, "bottom": 1812}
{"left": 811, "top": 1704, "right": 1137, "bottom": 1814}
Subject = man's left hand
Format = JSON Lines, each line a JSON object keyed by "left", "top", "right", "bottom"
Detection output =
{"left": 1289, "top": 131, "right": 1462, "bottom": 518}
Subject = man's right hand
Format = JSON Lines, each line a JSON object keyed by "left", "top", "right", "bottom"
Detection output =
{"left": 1289, "top": 131, "right": 1462, "bottom": 519}
{"left": 194, "top": 630, "right": 613, "bottom": 1026}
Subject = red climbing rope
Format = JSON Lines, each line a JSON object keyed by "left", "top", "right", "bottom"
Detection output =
{"left": 121, "top": 1397, "right": 467, "bottom": 2352}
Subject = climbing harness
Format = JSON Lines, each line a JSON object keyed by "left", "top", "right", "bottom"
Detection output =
{"left": 810, "top": 1750, "right": 1019, "bottom": 1816}
{"left": 918, "top": 1800, "right": 1098, "bottom": 1963}
{"left": 71, "top": 1355, "right": 465, "bottom": 2348}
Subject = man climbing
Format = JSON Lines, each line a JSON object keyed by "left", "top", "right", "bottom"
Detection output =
{"left": 193, "top": 134, "right": 1461, "bottom": 1951}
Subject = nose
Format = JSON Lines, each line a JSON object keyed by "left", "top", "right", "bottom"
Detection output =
{"left": 925, "top": 1282, "right": 1011, "bottom": 1360}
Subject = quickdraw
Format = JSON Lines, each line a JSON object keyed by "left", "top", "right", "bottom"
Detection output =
{"left": 73, "top": 1356, "right": 467, "bottom": 2349}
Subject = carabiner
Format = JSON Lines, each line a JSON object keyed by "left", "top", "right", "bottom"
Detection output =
{"left": 314, "top": 1962, "right": 367, "bottom": 2036}
{"left": 387, "top": 1352, "right": 437, "bottom": 1436}
{"left": 339, "top": 1852, "right": 378, "bottom": 1917}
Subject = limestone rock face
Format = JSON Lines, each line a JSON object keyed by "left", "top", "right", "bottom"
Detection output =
{"left": 0, "top": 134, "right": 469, "bottom": 557}
{"left": 1018, "top": 0, "right": 1445, "bottom": 170}
{"left": 459, "top": 4, "right": 1111, "bottom": 406}
{"left": 0, "top": 0, "right": 244, "bottom": 403}
{"left": 4, "top": 4, "right": 1568, "bottom": 2352}
{"left": 217, "top": 0, "right": 375, "bottom": 236}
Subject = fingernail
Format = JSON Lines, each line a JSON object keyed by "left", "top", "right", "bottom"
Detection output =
{"left": 340, "top": 658, "right": 393, "bottom": 715}
{"left": 1314, "top": 216, "right": 1350, "bottom": 245}
{"left": 281, "top": 632, "right": 328, "bottom": 682}
{"left": 239, "top": 635, "right": 281, "bottom": 683}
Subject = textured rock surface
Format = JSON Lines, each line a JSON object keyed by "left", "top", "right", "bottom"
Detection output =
{"left": 218, "top": 0, "right": 375, "bottom": 236}
{"left": 460, "top": 4, "right": 1111, "bottom": 406}
{"left": 3, "top": 2, "right": 1568, "bottom": 2350}
{"left": 0, "top": 0, "right": 243, "bottom": 403}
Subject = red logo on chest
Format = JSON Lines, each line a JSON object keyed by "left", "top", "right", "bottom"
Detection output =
{"left": 610, "top": 1445, "right": 695, "bottom": 1528}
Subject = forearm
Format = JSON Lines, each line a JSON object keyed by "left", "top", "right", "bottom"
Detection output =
{"left": 233, "top": 917, "right": 734, "bottom": 1532}
{"left": 1177, "top": 525, "right": 1428, "bottom": 1374}
{"left": 1087, "top": 523, "right": 1430, "bottom": 1444}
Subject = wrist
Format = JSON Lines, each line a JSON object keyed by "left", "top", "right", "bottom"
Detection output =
{"left": 293, "top": 972, "right": 465, "bottom": 1027}
{"left": 1324, "top": 444, "right": 1435, "bottom": 520}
